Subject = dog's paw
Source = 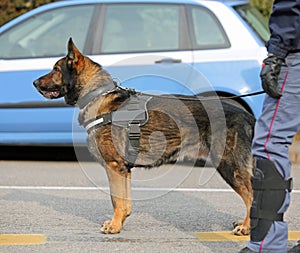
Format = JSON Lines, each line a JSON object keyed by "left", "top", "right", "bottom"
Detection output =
{"left": 101, "top": 220, "right": 121, "bottom": 234}
{"left": 232, "top": 220, "right": 250, "bottom": 236}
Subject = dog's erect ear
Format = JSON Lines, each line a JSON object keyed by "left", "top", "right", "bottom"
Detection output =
{"left": 67, "top": 38, "right": 83, "bottom": 69}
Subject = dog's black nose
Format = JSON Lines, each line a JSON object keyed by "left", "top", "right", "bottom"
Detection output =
{"left": 33, "top": 79, "right": 40, "bottom": 87}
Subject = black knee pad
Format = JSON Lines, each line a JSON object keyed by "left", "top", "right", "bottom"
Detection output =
{"left": 250, "top": 159, "right": 293, "bottom": 242}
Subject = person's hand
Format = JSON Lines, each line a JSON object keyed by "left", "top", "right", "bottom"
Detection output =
{"left": 260, "top": 54, "right": 283, "bottom": 99}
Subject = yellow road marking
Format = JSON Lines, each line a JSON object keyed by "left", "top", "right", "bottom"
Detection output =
{"left": 0, "top": 234, "right": 46, "bottom": 246}
{"left": 0, "top": 231, "right": 299, "bottom": 245}
{"left": 289, "top": 231, "right": 300, "bottom": 241}
{"left": 195, "top": 231, "right": 249, "bottom": 242}
{"left": 195, "top": 231, "right": 300, "bottom": 242}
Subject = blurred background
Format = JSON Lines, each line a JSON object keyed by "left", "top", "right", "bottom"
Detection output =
{"left": 0, "top": 0, "right": 273, "bottom": 27}
{"left": 1, "top": 0, "right": 300, "bottom": 163}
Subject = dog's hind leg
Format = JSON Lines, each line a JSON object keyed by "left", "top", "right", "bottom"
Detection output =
{"left": 101, "top": 161, "right": 131, "bottom": 234}
{"left": 216, "top": 160, "right": 252, "bottom": 236}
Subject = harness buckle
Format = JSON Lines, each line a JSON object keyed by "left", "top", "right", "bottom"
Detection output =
{"left": 127, "top": 122, "right": 141, "bottom": 166}
{"left": 128, "top": 122, "right": 141, "bottom": 139}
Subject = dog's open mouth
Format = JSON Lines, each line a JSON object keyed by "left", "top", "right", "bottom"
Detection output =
{"left": 41, "top": 90, "right": 61, "bottom": 99}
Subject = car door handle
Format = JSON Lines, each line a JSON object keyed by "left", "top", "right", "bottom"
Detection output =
{"left": 155, "top": 58, "right": 182, "bottom": 64}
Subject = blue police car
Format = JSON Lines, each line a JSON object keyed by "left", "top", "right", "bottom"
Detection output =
{"left": 0, "top": 0, "right": 269, "bottom": 146}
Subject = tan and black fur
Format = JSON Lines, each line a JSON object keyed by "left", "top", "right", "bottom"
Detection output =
{"left": 33, "top": 38, "right": 254, "bottom": 235}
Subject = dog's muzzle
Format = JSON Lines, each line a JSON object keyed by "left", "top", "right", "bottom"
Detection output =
{"left": 33, "top": 79, "right": 64, "bottom": 99}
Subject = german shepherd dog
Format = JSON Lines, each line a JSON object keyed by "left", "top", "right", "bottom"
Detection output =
{"left": 33, "top": 38, "right": 255, "bottom": 235}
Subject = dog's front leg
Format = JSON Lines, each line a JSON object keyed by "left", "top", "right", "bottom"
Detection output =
{"left": 101, "top": 161, "right": 131, "bottom": 234}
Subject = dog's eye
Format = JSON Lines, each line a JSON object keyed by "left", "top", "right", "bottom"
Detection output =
{"left": 53, "top": 67, "right": 59, "bottom": 72}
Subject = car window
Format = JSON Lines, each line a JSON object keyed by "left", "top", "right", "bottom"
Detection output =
{"left": 0, "top": 5, "right": 96, "bottom": 59}
{"left": 101, "top": 4, "right": 180, "bottom": 53}
{"left": 190, "top": 6, "right": 230, "bottom": 50}
{"left": 234, "top": 4, "right": 270, "bottom": 43}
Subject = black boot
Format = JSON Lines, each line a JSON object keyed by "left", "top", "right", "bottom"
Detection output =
{"left": 288, "top": 241, "right": 300, "bottom": 253}
{"left": 238, "top": 247, "right": 256, "bottom": 253}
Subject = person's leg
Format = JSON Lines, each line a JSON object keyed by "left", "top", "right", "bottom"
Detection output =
{"left": 246, "top": 52, "right": 300, "bottom": 253}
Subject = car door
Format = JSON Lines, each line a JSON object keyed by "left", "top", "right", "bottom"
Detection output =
{"left": 187, "top": 3, "right": 266, "bottom": 117}
{"left": 0, "top": 3, "right": 100, "bottom": 145}
{"left": 91, "top": 3, "right": 194, "bottom": 95}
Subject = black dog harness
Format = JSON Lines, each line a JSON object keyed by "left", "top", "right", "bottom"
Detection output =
{"left": 78, "top": 83, "right": 263, "bottom": 166}
{"left": 82, "top": 89, "right": 152, "bottom": 165}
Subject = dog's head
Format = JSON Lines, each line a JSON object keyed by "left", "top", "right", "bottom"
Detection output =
{"left": 33, "top": 38, "right": 106, "bottom": 105}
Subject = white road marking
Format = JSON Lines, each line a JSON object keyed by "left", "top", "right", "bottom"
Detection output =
{"left": 0, "top": 186, "right": 299, "bottom": 193}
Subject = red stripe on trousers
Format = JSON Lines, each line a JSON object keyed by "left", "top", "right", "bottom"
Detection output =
{"left": 263, "top": 71, "right": 289, "bottom": 160}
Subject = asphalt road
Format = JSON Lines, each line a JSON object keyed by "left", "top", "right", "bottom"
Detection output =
{"left": 0, "top": 149, "right": 299, "bottom": 253}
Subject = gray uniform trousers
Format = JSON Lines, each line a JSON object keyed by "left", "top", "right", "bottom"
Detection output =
{"left": 248, "top": 52, "right": 300, "bottom": 252}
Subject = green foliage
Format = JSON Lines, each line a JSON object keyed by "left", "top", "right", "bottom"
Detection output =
{"left": 250, "top": 0, "right": 272, "bottom": 17}
{"left": 0, "top": 0, "right": 57, "bottom": 26}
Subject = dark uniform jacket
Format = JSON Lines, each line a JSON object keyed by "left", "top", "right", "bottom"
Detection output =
{"left": 267, "top": 0, "right": 300, "bottom": 58}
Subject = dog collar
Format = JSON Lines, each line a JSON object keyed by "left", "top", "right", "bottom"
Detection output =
{"left": 77, "top": 81, "right": 116, "bottom": 109}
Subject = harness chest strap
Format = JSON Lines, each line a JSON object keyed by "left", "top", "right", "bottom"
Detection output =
{"left": 84, "top": 113, "right": 112, "bottom": 132}
{"left": 84, "top": 114, "right": 141, "bottom": 166}
{"left": 83, "top": 95, "right": 152, "bottom": 166}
